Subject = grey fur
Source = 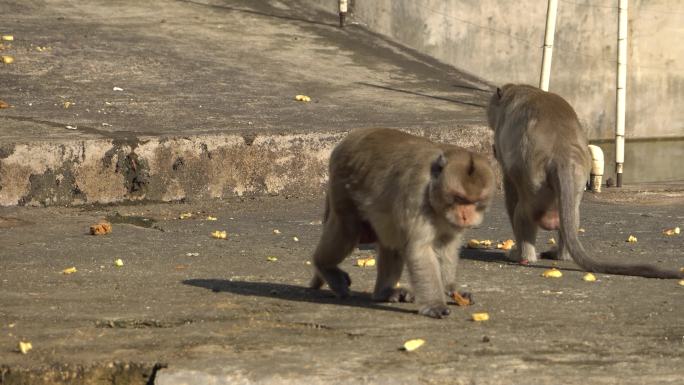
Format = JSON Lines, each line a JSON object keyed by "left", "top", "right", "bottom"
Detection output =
{"left": 310, "top": 128, "right": 495, "bottom": 318}
{"left": 488, "top": 84, "right": 683, "bottom": 279}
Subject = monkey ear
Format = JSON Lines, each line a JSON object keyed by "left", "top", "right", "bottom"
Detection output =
{"left": 430, "top": 154, "right": 446, "bottom": 178}
{"left": 496, "top": 87, "right": 503, "bottom": 99}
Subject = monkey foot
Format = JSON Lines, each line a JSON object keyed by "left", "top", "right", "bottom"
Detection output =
{"left": 509, "top": 248, "right": 538, "bottom": 264}
{"left": 372, "top": 287, "right": 414, "bottom": 303}
{"left": 316, "top": 268, "right": 352, "bottom": 299}
{"left": 418, "top": 304, "right": 451, "bottom": 319}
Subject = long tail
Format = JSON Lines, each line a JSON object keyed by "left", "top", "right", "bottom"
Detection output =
{"left": 554, "top": 162, "right": 683, "bottom": 279}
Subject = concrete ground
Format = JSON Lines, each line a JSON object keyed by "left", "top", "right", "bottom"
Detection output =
{"left": 0, "top": 0, "right": 491, "bottom": 207}
{"left": 1, "top": 1, "right": 683, "bottom": 384}
{"left": 0, "top": 193, "right": 683, "bottom": 384}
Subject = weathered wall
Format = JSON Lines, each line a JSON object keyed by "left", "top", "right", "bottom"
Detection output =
{"left": 309, "top": 0, "right": 684, "bottom": 141}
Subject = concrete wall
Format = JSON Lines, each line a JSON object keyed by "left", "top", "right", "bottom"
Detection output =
{"left": 306, "top": 0, "right": 684, "bottom": 182}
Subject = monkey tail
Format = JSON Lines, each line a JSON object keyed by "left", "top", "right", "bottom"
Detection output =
{"left": 554, "top": 162, "right": 683, "bottom": 279}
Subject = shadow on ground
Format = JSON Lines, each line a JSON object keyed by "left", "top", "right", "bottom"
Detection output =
{"left": 182, "top": 279, "right": 416, "bottom": 315}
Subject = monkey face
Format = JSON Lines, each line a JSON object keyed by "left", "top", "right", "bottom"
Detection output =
{"left": 443, "top": 196, "right": 487, "bottom": 229}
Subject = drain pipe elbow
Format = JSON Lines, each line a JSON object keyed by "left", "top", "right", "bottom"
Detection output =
{"left": 587, "top": 144, "right": 604, "bottom": 192}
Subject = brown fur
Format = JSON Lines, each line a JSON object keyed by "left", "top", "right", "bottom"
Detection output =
{"left": 310, "top": 128, "right": 495, "bottom": 318}
{"left": 488, "top": 84, "right": 683, "bottom": 279}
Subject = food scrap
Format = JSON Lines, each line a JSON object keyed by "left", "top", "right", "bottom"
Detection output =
{"left": 471, "top": 313, "right": 490, "bottom": 322}
{"left": 0, "top": 100, "right": 9, "bottom": 109}
{"left": 578, "top": 228, "right": 586, "bottom": 233}
{"left": 542, "top": 268, "right": 563, "bottom": 278}
{"left": 679, "top": 280, "right": 684, "bottom": 286}
{"left": 179, "top": 212, "right": 193, "bottom": 219}
{"left": 402, "top": 338, "right": 425, "bottom": 352}
{"left": 356, "top": 256, "right": 376, "bottom": 267}
{"left": 294, "top": 94, "right": 311, "bottom": 102}
{"left": 548, "top": 237, "right": 556, "bottom": 245}
{"left": 626, "top": 235, "right": 638, "bottom": 243}
{"left": 211, "top": 230, "right": 227, "bottom": 239}
{"left": 496, "top": 239, "right": 515, "bottom": 250}
{"left": 663, "top": 227, "right": 680, "bottom": 236}
{"left": 467, "top": 239, "right": 492, "bottom": 249}
{"left": 273, "top": 229, "right": 281, "bottom": 234}
{"left": 2, "top": 35, "right": 14, "bottom": 41}
{"left": 18, "top": 341, "right": 32, "bottom": 354}
{"left": 206, "top": 216, "right": 217, "bottom": 221}
{"left": 63, "top": 101, "right": 74, "bottom": 109}
{"left": 89, "top": 222, "right": 112, "bottom": 235}
{"left": 582, "top": 272, "right": 597, "bottom": 282}
{"left": 451, "top": 291, "right": 473, "bottom": 307}
{"left": 62, "top": 267, "right": 77, "bottom": 275}
{"left": 266, "top": 256, "right": 278, "bottom": 262}
{"left": 114, "top": 259, "right": 124, "bottom": 267}
{"left": 2, "top": 55, "right": 14, "bottom": 64}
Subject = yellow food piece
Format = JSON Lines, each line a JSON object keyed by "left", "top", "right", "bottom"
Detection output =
{"left": 62, "top": 267, "right": 77, "bottom": 275}
{"left": 578, "top": 228, "right": 586, "bottom": 233}
{"left": 206, "top": 216, "right": 217, "bottom": 221}
{"left": 273, "top": 229, "right": 281, "bottom": 234}
{"left": 496, "top": 239, "right": 515, "bottom": 250}
{"left": 467, "top": 239, "right": 480, "bottom": 248}
{"left": 2, "top": 55, "right": 14, "bottom": 64}
{"left": 626, "top": 235, "right": 637, "bottom": 243}
{"left": 0, "top": 100, "right": 9, "bottom": 109}
{"left": 295, "top": 94, "right": 311, "bottom": 102}
{"left": 114, "top": 259, "right": 124, "bottom": 267}
{"left": 179, "top": 212, "right": 193, "bottom": 219}
{"left": 89, "top": 222, "right": 112, "bottom": 235}
{"left": 63, "top": 101, "right": 73, "bottom": 109}
{"left": 583, "top": 273, "right": 597, "bottom": 282}
{"left": 663, "top": 227, "right": 680, "bottom": 236}
{"left": 211, "top": 230, "right": 227, "bottom": 239}
{"left": 542, "top": 268, "right": 563, "bottom": 278}
{"left": 679, "top": 280, "right": 684, "bottom": 286}
{"left": 356, "top": 257, "right": 376, "bottom": 267}
{"left": 471, "top": 313, "right": 490, "bottom": 322}
{"left": 266, "top": 256, "right": 278, "bottom": 262}
{"left": 2, "top": 35, "right": 14, "bottom": 41}
{"left": 548, "top": 237, "right": 556, "bottom": 245}
{"left": 402, "top": 338, "right": 425, "bottom": 351}
{"left": 293, "top": 236, "right": 299, "bottom": 242}
{"left": 18, "top": 341, "right": 32, "bottom": 354}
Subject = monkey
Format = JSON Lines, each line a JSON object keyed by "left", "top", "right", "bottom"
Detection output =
{"left": 487, "top": 84, "right": 683, "bottom": 279}
{"left": 309, "top": 128, "right": 496, "bottom": 318}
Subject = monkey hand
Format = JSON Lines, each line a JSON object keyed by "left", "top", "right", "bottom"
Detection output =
{"left": 419, "top": 303, "right": 451, "bottom": 319}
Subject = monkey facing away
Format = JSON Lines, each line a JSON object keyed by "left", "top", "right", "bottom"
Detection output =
{"left": 309, "top": 128, "right": 495, "bottom": 318}
{"left": 487, "top": 84, "right": 682, "bottom": 279}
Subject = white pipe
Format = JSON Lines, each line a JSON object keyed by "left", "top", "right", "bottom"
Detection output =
{"left": 339, "top": 0, "right": 348, "bottom": 27}
{"left": 539, "top": 0, "right": 559, "bottom": 91}
{"left": 616, "top": 0, "right": 628, "bottom": 187}
{"left": 587, "top": 145, "right": 604, "bottom": 192}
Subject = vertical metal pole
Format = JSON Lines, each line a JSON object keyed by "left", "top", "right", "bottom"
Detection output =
{"left": 339, "top": 0, "right": 348, "bottom": 28}
{"left": 615, "top": 0, "right": 628, "bottom": 187}
{"left": 539, "top": 0, "right": 559, "bottom": 91}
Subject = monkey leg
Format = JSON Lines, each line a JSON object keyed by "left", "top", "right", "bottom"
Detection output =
{"left": 310, "top": 213, "right": 358, "bottom": 299}
{"left": 435, "top": 237, "right": 463, "bottom": 296}
{"left": 502, "top": 176, "right": 518, "bottom": 228}
{"left": 510, "top": 206, "right": 538, "bottom": 263}
{"left": 540, "top": 235, "right": 571, "bottom": 261}
{"left": 405, "top": 242, "right": 450, "bottom": 318}
{"left": 372, "top": 246, "right": 413, "bottom": 303}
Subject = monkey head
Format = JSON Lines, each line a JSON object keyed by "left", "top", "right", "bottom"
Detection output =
{"left": 428, "top": 150, "right": 495, "bottom": 229}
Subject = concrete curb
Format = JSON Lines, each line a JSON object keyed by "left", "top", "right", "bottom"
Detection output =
{"left": 0, "top": 126, "right": 493, "bottom": 206}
